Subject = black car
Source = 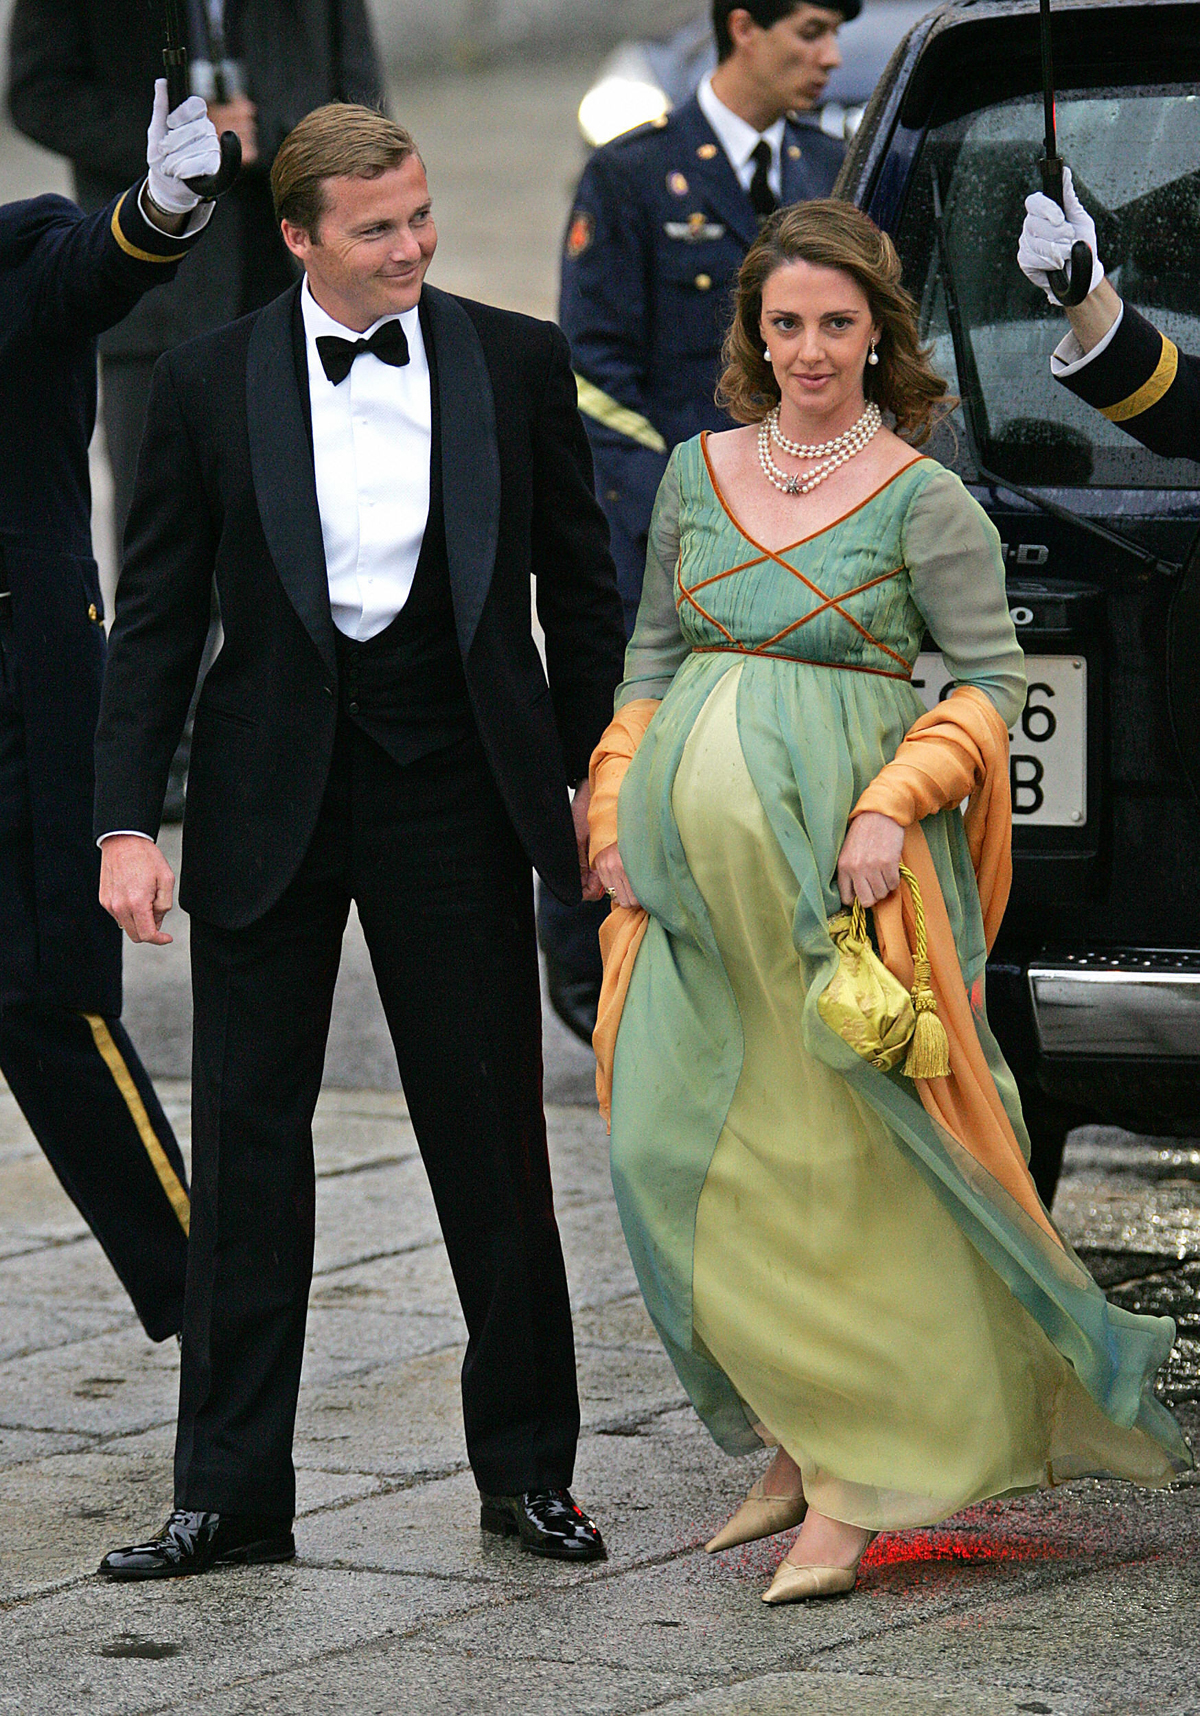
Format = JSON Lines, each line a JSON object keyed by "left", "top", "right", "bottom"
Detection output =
{"left": 836, "top": 0, "right": 1200, "bottom": 1200}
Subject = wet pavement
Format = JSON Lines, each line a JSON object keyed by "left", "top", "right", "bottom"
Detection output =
{"left": 0, "top": 1077, "right": 1197, "bottom": 1715}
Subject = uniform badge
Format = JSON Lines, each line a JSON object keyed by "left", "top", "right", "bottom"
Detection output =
{"left": 667, "top": 171, "right": 689, "bottom": 196}
{"left": 664, "top": 214, "right": 727, "bottom": 242}
{"left": 697, "top": 142, "right": 719, "bottom": 160}
{"left": 565, "top": 210, "right": 594, "bottom": 259}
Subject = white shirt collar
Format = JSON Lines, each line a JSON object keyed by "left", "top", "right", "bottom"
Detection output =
{"left": 697, "top": 73, "right": 786, "bottom": 177}
{"left": 300, "top": 275, "right": 422, "bottom": 354}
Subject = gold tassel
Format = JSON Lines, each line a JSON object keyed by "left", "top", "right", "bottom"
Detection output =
{"left": 899, "top": 864, "right": 951, "bottom": 1080}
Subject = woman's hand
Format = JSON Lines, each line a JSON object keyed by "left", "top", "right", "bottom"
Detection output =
{"left": 594, "top": 843, "right": 641, "bottom": 910}
{"left": 836, "top": 812, "right": 905, "bottom": 907}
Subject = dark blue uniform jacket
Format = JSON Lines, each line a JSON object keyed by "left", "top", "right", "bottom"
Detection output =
{"left": 1054, "top": 302, "right": 1200, "bottom": 465}
{"left": 0, "top": 186, "right": 203, "bottom": 1012}
{"left": 559, "top": 95, "right": 844, "bottom": 623}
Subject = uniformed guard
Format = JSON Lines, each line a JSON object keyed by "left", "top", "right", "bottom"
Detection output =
{"left": 549, "top": 0, "right": 859, "bottom": 1040}
{"left": 0, "top": 81, "right": 220, "bottom": 1340}
{"left": 1018, "top": 167, "right": 1199, "bottom": 463}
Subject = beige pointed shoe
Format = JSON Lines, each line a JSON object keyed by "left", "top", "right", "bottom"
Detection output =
{"left": 703, "top": 1479, "right": 807, "bottom": 1554}
{"left": 761, "top": 1532, "right": 877, "bottom": 1605}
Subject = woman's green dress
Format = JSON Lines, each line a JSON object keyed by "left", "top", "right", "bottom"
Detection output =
{"left": 609, "top": 435, "right": 1190, "bottom": 1530}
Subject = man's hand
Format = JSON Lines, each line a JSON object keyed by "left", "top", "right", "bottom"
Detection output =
{"left": 208, "top": 95, "right": 259, "bottom": 166}
{"left": 146, "top": 78, "right": 222, "bottom": 222}
{"left": 572, "top": 780, "right": 605, "bottom": 902}
{"left": 1017, "top": 165, "right": 1104, "bottom": 304}
{"left": 99, "top": 835, "right": 176, "bottom": 945}
{"left": 836, "top": 811, "right": 905, "bottom": 908}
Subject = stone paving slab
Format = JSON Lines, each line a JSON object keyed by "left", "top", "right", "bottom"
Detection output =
{"left": 176, "top": 1642, "right": 705, "bottom": 1716}
{"left": 650, "top": 1672, "right": 1050, "bottom": 1716}
{"left": 0, "top": 1568, "right": 479, "bottom": 1716}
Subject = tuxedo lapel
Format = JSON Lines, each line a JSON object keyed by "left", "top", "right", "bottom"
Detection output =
{"left": 421, "top": 285, "right": 500, "bottom": 658}
{"left": 674, "top": 99, "right": 759, "bottom": 251}
{"left": 246, "top": 284, "right": 339, "bottom": 681}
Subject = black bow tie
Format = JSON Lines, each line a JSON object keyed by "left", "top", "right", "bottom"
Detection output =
{"left": 315, "top": 319, "right": 410, "bottom": 386}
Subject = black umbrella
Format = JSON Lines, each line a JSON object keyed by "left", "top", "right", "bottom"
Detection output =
{"left": 1037, "top": 0, "right": 1092, "bottom": 306}
{"left": 160, "top": 0, "right": 242, "bottom": 200}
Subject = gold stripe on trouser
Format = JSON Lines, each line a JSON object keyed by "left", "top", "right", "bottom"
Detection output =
{"left": 573, "top": 374, "right": 668, "bottom": 453}
{"left": 83, "top": 1014, "right": 190, "bottom": 1234}
{"left": 1101, "top": 336, "right": 1180, "bottom": 422}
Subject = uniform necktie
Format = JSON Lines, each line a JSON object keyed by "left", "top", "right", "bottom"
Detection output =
{"left": 316, "top": 320, "right": 411, "bottom": 386}
{"left": 749, "top": 139, "right": 777, "bottom": 220}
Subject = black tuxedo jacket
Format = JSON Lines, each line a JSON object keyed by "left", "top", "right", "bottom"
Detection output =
{"left": 0, "top": 184, "right": 204, "bottom": 1012}
{"left": 7, "top": 0, "right": 383, "bottom": 356}
{"left": 94, "top": 282, "right": 626, "bottom": 926}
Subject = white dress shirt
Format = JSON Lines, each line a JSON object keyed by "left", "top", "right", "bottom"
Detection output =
{"left": 301, "top": 277, "right": 432, "bottom": 643}
{"left": 697, "top": 74, "right": 785, "bottom": 201}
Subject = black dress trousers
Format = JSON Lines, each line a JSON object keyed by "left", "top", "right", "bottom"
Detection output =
{"left": 177, "top": 716, "right": 581, "bottom": 1516}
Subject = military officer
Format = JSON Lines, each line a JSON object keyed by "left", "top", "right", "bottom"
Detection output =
{"left": 548, "top": 0, "right": 858, "bottom": 1041}
{"left": 0, "top": 82, "right": 219, "bottom": 1340}
{"left": 1018, "top": 167, "right": 1199, "bottom": 463}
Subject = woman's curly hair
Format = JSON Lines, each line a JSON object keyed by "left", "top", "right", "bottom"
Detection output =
{"left": 717, "top": 199, "right": 951, "bottom": 445}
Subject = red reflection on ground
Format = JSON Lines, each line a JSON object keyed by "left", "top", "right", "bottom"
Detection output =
{"left": 863, "top": 1532, "right": 1065, "bottom": 1568}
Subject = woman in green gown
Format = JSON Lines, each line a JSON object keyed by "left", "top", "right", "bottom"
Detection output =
{"left": 589, "top": 202, "right": 1191, "bottom": 1606}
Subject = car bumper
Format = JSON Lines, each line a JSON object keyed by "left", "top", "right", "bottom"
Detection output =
{"left": 1028, "top": 952, "right": 1200, "bottom": 1058}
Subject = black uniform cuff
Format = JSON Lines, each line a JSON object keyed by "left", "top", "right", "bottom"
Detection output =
{"left": 110, "top": 181, "right": 207, "bottom": 265}
{"left": 1056, "top": 304, "right": 1177, "bottom": 425}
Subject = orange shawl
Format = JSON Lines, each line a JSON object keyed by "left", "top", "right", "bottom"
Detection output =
{"left": 588, "top": 699, "right": 660, "bottom": 1124}
{"left": 587, "top": 685, "right": 1057, "bottom": 1245}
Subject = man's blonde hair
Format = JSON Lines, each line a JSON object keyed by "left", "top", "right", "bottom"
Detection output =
{"left": 271, "top": 104, "right": 419, "bottom": 239}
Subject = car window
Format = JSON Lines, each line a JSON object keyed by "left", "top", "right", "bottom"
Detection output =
{"left": 895, "top": 85, "right": 1200, "bottom": 488}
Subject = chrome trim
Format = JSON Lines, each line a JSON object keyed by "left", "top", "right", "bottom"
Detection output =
{"left": 1028, "top": 960, "right": 1200, "bottom": 1059}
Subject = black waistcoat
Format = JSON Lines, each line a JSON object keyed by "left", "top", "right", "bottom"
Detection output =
{"left": 295, "top": 298, "right": 474, "bottom": 769}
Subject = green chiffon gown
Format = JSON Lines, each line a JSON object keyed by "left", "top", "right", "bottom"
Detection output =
{"left": 608, "top": 435, "right": 1191, "bottom": 1531}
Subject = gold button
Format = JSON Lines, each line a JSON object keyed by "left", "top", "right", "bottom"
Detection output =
{"left": 694, "top": 273, "right": 712, "bottom": 291}
{"left": 697, "top": 142, "right": 719, "bottom": 160}
{"left": 788, "top": 144, "right": 802, "bottom": 160}
{"left": 653, "top": 114, "right": 668, "bottom": 129}
{"left": 87, "top": 603, "right": 98, "bottom": 622}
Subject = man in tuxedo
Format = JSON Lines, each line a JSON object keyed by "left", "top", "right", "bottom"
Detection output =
{"left": 0, "top": 82, "right": 221, "bottom": 1343}
{"left": 94, "top": 104, "right": 625, "bottom": 1579}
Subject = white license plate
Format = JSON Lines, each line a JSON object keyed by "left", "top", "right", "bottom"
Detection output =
{"left": 912, "top": 653, "right": 1087, "bottom": 827}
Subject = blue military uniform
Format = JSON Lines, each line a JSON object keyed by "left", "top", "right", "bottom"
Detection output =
{"left": 0, "top": 183, "right": 200, "bottom": 1339}
{"left": 560, "top": 94, "right": 845, "bottom": 629}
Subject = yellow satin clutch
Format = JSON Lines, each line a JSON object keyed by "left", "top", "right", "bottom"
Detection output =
{"left": 817, "top": 864, "right": 951, "bottom": 1080}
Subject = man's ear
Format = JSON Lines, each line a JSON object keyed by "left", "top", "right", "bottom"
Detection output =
{"left": 279, "top": 218, "right": 313, "bottom": 264}
{"left": 727, "top": 8, "right": 759, "bottom": 52}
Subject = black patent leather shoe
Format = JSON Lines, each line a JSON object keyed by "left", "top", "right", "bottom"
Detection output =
{"left": 479, "top": 1488, "right": 607, "bottom": 1562}
{"left": 98, "top": 1509, "right": 295, "bottom": 1580}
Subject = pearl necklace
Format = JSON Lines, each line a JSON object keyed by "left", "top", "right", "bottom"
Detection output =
{"left": 757, "top": 401, "right": 882, "bottom": 496}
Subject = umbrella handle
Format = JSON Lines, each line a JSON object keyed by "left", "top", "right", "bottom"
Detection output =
{"left": 163, "top": 40, "right": 243, "bottom": 201}
{"left": 1039, "top": 154, "right": 1093, "bottom": 308}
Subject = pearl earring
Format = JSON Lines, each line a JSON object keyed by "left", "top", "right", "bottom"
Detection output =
{"left": 867, "top": 339, "right": 879, "bottom": 366}
{"left": 764, "top": 347, "right": 771, "bottom": 362}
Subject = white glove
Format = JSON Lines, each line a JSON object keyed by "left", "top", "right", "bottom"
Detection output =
{"left": 1017, "top": 165, "right": 1105, "bottom": 303}
{"left": 146, "top": 78, "right": 222, "bottom": 214}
